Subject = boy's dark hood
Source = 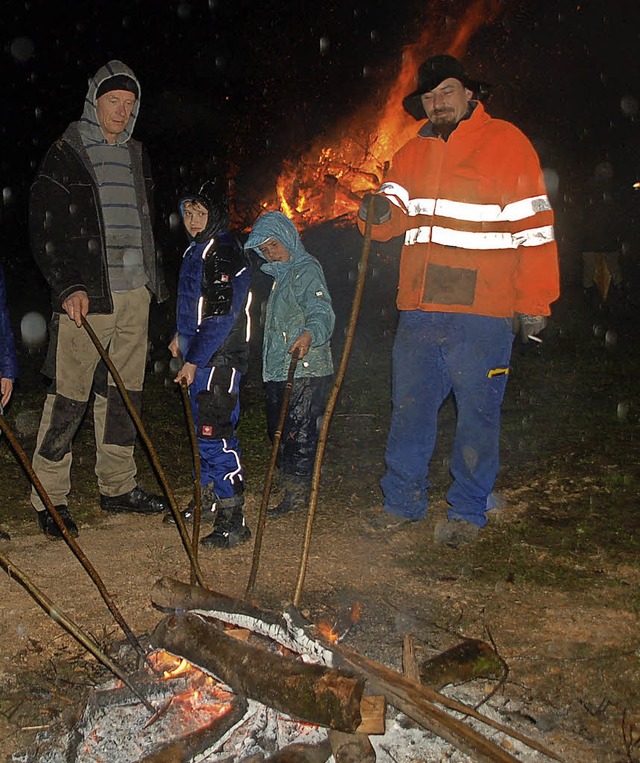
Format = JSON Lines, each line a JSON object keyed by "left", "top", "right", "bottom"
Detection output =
{"left": 179, "top": 181, "right": 229, "bottom": 243}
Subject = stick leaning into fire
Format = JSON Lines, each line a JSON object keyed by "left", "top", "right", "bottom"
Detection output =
{"left": 291, "top": 196, "right": 375, "bottom": 607}
{"left": 0, "top": 412, "right": 148, "bottom": 663}
{"left": 81, "top": 315, "right": 206, "bottom": 588}
{"left": 246, "top": 349, "right": 299, "bottom": 596}
{"left": 178, "top": 377, "right": 203, "bottom": 583}
{"left": 0, "top": 550, "right": 156, "bottom": 713}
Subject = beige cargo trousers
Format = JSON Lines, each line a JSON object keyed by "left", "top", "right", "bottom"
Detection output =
{"left": 31, "top": 287, "right": 150, "bottom": 511}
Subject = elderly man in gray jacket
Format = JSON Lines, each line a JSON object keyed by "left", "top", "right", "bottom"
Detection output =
{"left": 29, "top": 60, "right": 168, "bottom": 538}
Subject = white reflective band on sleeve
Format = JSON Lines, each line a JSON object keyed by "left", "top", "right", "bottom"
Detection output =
{"left": 379, "top": 182, "right": 410, "bottom": 211}
{"left": 513, "top": 225, "right": 555, "bottom": 247}
{"left": 501, "top": 195, "right": 552, "bottom": 221}
{"left": 407, "top": 198, "right": 437, "bottom": 216}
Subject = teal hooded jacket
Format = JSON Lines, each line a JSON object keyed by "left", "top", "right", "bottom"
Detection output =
{"left": 245, "top": 212, "right": 334, "bottom": 382}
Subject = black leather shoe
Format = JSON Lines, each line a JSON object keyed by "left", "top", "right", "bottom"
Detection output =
{"left": 38, "top": 505, "right": 79, "bottom": 539}
{"left": 100, "top": 486, "right": 167, "bottom": 514}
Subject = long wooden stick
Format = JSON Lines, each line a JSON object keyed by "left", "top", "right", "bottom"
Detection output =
{"left": 81, "top": 317, "right": 205, "bottom": 587}
{"left": 0, "top": 551, "right": 155, "bottom": 713}
{"left": 0, "top": 413, "right": 147, "bottom": 660}
{"left": 179, "top": 379, "right": 202, "bottom": 585}
{"left": 246, "top": 351, "right": 299, "bottom": 596}
{"left": 292, "top": 203, "right": 374, "bottom": 606}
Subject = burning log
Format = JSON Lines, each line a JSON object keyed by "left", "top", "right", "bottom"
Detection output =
{"left": 150, "top": 613, "right": 365, "bottom": 733}
{"left": 152, "top": 577, "right": 335, "bottom": 665}
{"left": 151, "top": 579, "right": 561, "bottom": 761}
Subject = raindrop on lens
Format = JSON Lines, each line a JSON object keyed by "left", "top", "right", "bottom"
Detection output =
{"left": 319, "top": 37, "right": 330, "bottom": 52}
{"left": 617, "top": 402, "right": 629, "bottom": 420}
{"left": 169, "top": 357, "right": 182, "bottom": 374}
{"left": 169, "top": 212, "right": 182, "bottom": 232}
{"left": 593, "top": 324, "right": 604, "bottom": 338}
{"left": 10, "top": 37, "right": 35, "bottom": 63}
{"left": 605, "top": 329, "right": 617, "bottom": 348}
{"left": 3, "top": 188, "right": 12, "bottom": 205}
{"left": 20, "top": 312, "right": 47, "bottom": 348}
{"left": 542, "top": 168, "right": 559, "bottom": 197}
{"left": 177, "top": 2, "right": 191, "bottom": 19}
{"left": 620, "top": 95, "right": 638, "bottom": 117}
{"left": 153, "top": 360, "right": 166, "bottom": 374}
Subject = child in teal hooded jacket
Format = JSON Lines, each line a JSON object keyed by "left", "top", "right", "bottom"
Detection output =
{"left": 245, "top": 212, "right": 335, "bottom": 516}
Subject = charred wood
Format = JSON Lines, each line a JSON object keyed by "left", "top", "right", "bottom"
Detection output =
{"left": 151, "top": 578, "right": 334, "bottom": 666}
{"left": 331, "top": 644, "right": 563, "bottom": 763}
{"left": 150, "top": 613, "right": 364, "bottom": 733}
{"left": 419, "top": 638, "right": 508, "bottom": 690}
{"left": 264, "top": 739, "right": 332, "bottom": 762}
{"left": 328, "top": 729, "right": 376, "bottom": 763}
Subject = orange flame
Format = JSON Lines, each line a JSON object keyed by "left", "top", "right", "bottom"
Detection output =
{"left": 262, "top": 0, "right": 503, "bottom": 227}
{"left": 316, "top": 600, "right": 362, "bottom": 644}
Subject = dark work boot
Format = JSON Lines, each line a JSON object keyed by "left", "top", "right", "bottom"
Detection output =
{"left": 37, "top": 505, "right": 79, "bottom": 539}
{"left": 268, "top": 476, "right": 309, "bottom": 519}
{"left": 201, "top": 503, "right": 251, "bottom": 549}
{"left": 100, "top": 486, "right": 167, "bottom": 514}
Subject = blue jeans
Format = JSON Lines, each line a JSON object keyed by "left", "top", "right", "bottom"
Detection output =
{"left": 381, "top": 311, "right": 514, "bottom": 526}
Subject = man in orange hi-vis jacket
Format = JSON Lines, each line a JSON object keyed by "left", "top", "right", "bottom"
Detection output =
{"left": 359, "top": 54, "right": 560, "bottom": 548}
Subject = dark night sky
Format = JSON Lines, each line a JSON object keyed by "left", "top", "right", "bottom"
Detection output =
{"left": 2, "top": 0, "right": 640, "bottom": 276}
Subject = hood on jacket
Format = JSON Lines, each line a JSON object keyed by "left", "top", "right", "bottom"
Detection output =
{"left": 179, "top": 180, "right": 230, "bottom": 244}
{"left": 79, "top": 60, "right": 141, "bottom": 146}
{"left": 244, "top": 211, "right": 306, "bottom": 262}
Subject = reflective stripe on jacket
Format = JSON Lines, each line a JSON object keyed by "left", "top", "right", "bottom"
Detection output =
{"left": 363, "top": 102, "right": 559, "bottom": 318}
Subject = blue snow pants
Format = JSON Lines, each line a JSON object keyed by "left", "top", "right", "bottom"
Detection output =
{"left": 189, "top": 365, "right": 244, "bottom": 507}
{"left": 380, "top": 310, "right": 514, "bottom": 527}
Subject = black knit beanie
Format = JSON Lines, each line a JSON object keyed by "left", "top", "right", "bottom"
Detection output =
{"left": 96, "top": 74, "right": 139, "bottom": 100}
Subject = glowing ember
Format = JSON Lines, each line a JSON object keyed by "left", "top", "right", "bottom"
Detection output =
{"left": 316, "top": 600, "right": 362, "bottom": 644}
{"left": 261, "top": 0, "right": 503, "bottom": 227}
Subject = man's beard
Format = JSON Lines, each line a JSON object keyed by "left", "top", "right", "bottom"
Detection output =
{"left": 431, "top": 114, "right": 457, "bottom": 139}
{"left": 430, "top": 107, "right": 467, "bottom": 139}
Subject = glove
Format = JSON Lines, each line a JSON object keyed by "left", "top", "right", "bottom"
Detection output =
{"left": 358, "top": 193, "right": 391, "bottom": 225}
{"left": 513, "top": 313, "right": 547, "bottom": 343}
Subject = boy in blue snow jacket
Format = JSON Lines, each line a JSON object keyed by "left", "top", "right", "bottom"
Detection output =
{"left": 166, "top": 183, "right": 252, "bottom": 548}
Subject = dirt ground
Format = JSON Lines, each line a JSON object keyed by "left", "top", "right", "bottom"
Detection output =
{"left": 1, "top": 262, "right": 640, "bottom": 761}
